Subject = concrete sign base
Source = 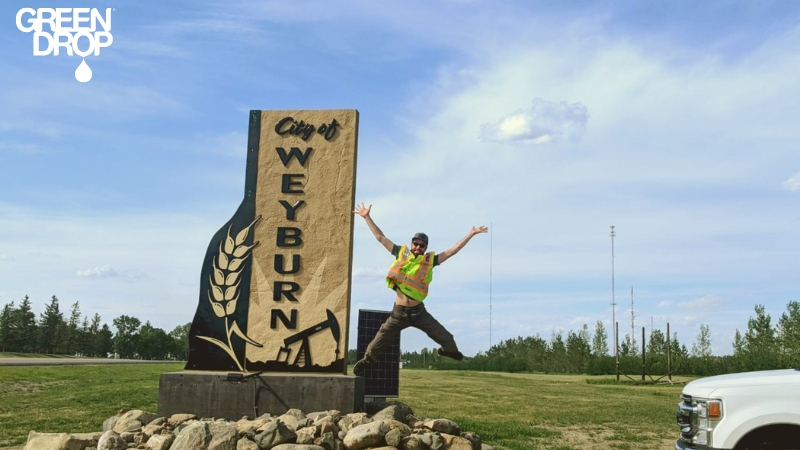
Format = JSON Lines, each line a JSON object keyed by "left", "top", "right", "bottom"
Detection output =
{"left": 158, "top": 371, "right": 364, "bottom": 420}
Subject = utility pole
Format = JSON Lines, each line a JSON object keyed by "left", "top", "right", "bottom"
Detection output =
{"left": 610, "top": 226, "right": 616, "bottom": 358}
{"left": 631, "top": 287, "right": 635, "bottom": 350}
{"left": 489, "top": 221, "right": 493, "bottom": 349}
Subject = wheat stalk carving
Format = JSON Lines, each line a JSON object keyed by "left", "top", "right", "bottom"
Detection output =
{"left": 197, "top": 215, "right": 263, "bottom": 371}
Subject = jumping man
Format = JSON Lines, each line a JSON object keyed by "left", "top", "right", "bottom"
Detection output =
{"left": 352, "top": 202, "right": 488, "bottom": 375}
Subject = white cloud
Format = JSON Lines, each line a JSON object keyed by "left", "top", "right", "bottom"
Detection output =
{"left": 352, "top": 266, "right": 386, "bottom": 280}
{"left": 783, "top": 172, "right": 800, "bottom": 191}
{"left": 0, "top": 253, "right": 14, "bottom": 262}
{"left": 678, "top": 295, "right": 725, "bottom": 310}
{"left": 658, "top": 301, "right": 672, "bottom": 308}
{"left": 569, "top": 316, "right": 593, "bottom": 326}
{"left": 77, "top": 265, "right": 119, "bottom": 279}
{"left": 479, "top": 98, "right": 588, "bottom": 144}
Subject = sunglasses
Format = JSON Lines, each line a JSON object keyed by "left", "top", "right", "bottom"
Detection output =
{"left": 411, "top": 241, "right": 427, "bottom": 249}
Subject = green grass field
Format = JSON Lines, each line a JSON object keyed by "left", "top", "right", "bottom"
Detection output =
{"left": 0, "top": 364, "right": 689, "bottom": 449}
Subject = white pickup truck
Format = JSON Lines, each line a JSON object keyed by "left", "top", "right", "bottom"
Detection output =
{"left": 675, "top": 369, "right": 800, "bottom": 449}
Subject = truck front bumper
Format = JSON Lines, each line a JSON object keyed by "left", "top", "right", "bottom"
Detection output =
{"left": 676, "top": 439, "right": 724, "bottom": 450}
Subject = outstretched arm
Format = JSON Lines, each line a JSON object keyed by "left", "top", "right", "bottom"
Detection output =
{"left": 437, "top": 226, "right": 489, "bottom": 265}
{"left": 354, "top": 203, "right": 395, "bottom": 253}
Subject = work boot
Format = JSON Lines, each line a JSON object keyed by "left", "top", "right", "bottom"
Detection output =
{"left": 437, "top": 348, "right": 464, "bottom": 361}
{"left": 353, "top": 357, "right": 373, "bottom": 375}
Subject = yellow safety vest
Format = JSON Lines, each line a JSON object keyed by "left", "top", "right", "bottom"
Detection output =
{"left": 386, "top": 245, "right": 435, "bottom": 301}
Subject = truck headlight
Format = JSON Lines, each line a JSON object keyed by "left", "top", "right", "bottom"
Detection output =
{"left": 678, "top": 396, "right": 723, "bottom": 447}
{"left": 693, "top": 400, "right": 722, "bottom": 446}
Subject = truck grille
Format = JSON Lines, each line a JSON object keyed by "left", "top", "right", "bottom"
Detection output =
{"left": 676, "top": 394, "right": 698, "bottom": 442}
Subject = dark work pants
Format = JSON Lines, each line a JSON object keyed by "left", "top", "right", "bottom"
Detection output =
{"left": 364, "top": 302, "right": 459, "bottom": 362}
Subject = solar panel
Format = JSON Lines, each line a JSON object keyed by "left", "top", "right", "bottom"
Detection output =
{"left": 356, "top": 309, "right": 400, "bottom": 398}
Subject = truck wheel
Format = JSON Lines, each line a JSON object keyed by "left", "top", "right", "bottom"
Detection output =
{"left": 736, "top": 437, "right": 800, "bottom": 450}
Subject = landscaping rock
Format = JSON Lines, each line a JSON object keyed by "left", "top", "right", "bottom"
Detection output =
{"left": 142, "top": 423, "right": 164, "bottom": 437}
{"left": 168, "top": 414, "right": 197, "bottom": 428}
{"left": 441, "top": 434, "right": 473, "bottom": 450}
{"left": 414, "top": 432, "right": 444, "bottom": 450}
{"left": 171, "top": 421, "right": 210, "bottom": 450}
{"left": 342, "top": 420, "right": 390, "bottom": 450}
{"left": 96, "top": 430, "right": 127, "bottom": 450}
{"left": 207, "top": 421, "right": 237, "bottom": 450}
{"left": 235, "top": 437, "right": 259, "bottom": 450}
{"left": 112, "top": 410, "right": 158, "bottom": 434}
{"left": 370, "top": 403, "right": 414, "bottom": 425}
{"left": 296, "top": 425, "right": 317, "bottom": 444}
{"left": 253, "top": 418, "right": 296, "bottom": 449}
{"left": 314, "top": 431, "right": 335, "bottom": 450}
{"left": 423, "top": 419, "right": 460, "bottom": 436}
{"left": 460, "top": 431, "right": 481, "bottom": 450}
{"left": 27, "top": 403, "right": 491, "bottom": 450}
{"left": 234, "top": 417, "right": 271, "bottom": 435}
{"left": 102, "top": 415, "right": 120, "bottom": 433}
{"left": 278, "top": 409, "right": 311, "bottom": 431}
{"left": 145, "top": 434, "right": 174, "bottom": 450}
{"left": 23, "top": 432, "right": 82, "bottom": 450}
{"left": 338, "top": 412, "right": 369, "bottom": 433}
{"left": 271, "top": 445, "right": 326, "bottom": 450}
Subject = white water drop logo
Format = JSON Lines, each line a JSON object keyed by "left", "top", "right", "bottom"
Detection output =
{"left": 16, "top": 8, "right": 113, "bottom": 82}
{"left": 75, "top": 59, "right": 92, "bottom": 82}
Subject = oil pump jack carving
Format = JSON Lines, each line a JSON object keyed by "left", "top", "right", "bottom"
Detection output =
{"left": 275, "top": 309, "right": 341, "bottom": 367}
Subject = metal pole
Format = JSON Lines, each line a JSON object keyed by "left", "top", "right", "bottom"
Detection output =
{"left": 615, "top": 321, "right": 620, "bottom": 382}
{"left": 631, "top": 287, "right": 635, "bottom": 353}
{"left": 641, "top": 326, "right": 646, "bottom": 381}
{"left": 610, "top": 226, "right": 616, "bottom": 359}
{"left": 489, "top": 221, "right": 492, "bottom": 349}
{"left": 667, "top": 322, "right": 672, "bottom": 383}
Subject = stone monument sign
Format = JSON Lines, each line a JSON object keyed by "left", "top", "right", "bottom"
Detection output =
{"left": 185, "top": 109, "right": 359, "bottom": 374}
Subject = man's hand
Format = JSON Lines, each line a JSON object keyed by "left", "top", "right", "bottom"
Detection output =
{"left": 354, "top": 202, "right": 372, "bottom": 219}
{"left": 470, "top": 226, "right": 489, "bottom": 236}
{"left": 354, "top": 202, "right": 394, "bottom": 252}
{"left": 438, "top": 225, "right": 489, "bottom": 265}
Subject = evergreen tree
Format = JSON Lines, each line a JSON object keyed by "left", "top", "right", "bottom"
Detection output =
{"left": 549, "top": 331, "right": 567, "bottom": 373}
{"left": 88, "top": 313, "right": 102, "bottom": 356}
{"left": 620, "top": 334, "right": 638, "bottom": 357}
{"left": 566, "top": 325, "right": 591, "bottom": 373}
{"left": 38, "top": 295, "right": 65, "bottom": 354}
{"left": 743, "top": 304, "right": 778, "bottom": 370}
{"left": 777, "top": 301, "right": 800, "bottom": 367}
{"left": 647, "top": 329, "right": 667, "bottom": 356}
{"left": 65, "top": 301, "right": 82, "bottom": 355}
{"left": 691, "top": 324, "right": 713, "bottom": 358}
{"left": 0, "top": 301, "right": 15, "bottom": 352}
{"left": 592, "top": 320, "right": 609, "bottom": 356}
{"left": 670, "top": 332, "right": 688, "bottom": 358}
{"left": 14, "top": 296, "right": 38, "bottom": 353}
{"left": 96, "top": 324, "right": 114, "bottom": 357}
{"left": 732, "top": 329, "right": 745, "bottom": 355}
{"left": 78, "top": 316, "right": 91, "bottom": 356}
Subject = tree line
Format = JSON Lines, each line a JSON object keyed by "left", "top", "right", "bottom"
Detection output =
{"left": 0, "top": 295, "right": 190, "bottom": 360}
{"left": 401, "top": 301, "right": 800, "bottom": 377}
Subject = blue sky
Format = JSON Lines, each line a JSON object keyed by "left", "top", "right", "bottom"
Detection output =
{"left": 2, "top": 0, "right": 799, "bottom": 357}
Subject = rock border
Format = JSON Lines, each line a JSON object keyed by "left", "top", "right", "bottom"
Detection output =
{"left": 21, "top": 401, "right": 494, "bottom": 450}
